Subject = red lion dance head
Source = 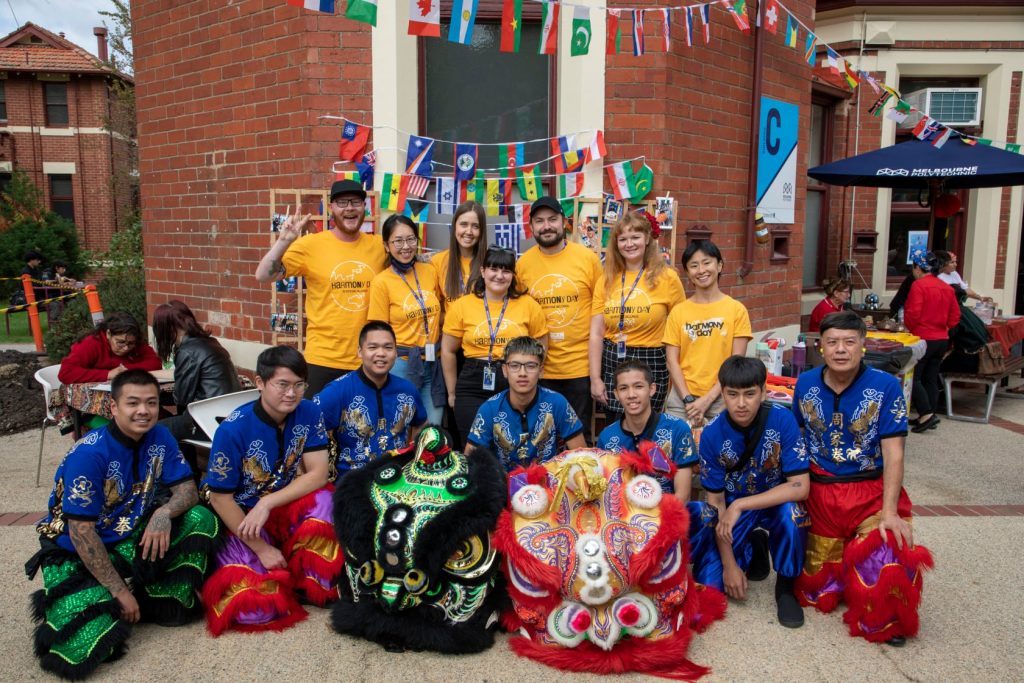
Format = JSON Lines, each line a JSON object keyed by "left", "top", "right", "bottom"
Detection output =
{"left": 495, "top": 447, "right": 725, "bottom": 681}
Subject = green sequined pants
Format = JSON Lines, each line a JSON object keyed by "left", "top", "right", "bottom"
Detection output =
{"left": 30, "top": 505, "right": 219, "bottom": 680}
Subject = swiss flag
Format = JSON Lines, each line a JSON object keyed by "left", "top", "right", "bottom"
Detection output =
{"left": 764, "top": 0, "right": 779, "bottom": 34}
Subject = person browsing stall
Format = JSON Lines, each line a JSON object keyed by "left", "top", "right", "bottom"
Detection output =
{"left": 589, "top": 212, "right": 685, "bottom": 418}
{"left": 441, "top": 246, "right": 549, "bottom": 440}
{"left": 255, "top": 179, "right": 388, "bottom": 395}
{"left": 466, "top": 336, "right": 585, "bottom": 471}
{"left": 315, "top": 321, "right": 427, "bottom": 476}
{"left": 368, "top": 214, "right": 444, "bottom": 425}
{"left": 934, "top": 250, "right": 992, "bottom": 304}
{"left": 432, "top": 201, "right": 488, "bottom": 306}
{"left": 516, "top": 196, "right": 603, "bottom": 440}
{"left": 808, "top": 278, "right": 852, "bottom": 333}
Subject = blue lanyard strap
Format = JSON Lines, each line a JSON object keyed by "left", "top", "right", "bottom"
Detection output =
{"left": 397, "top": 265, "right": 431, "bottom": 345}
{"left": 618, "top": 268, "right": 645, "bottom": 333}
{"left": 484, "top": 294, "right": 510, "bottom": 363}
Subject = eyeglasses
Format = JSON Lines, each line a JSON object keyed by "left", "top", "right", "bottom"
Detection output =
{"left": 506, "top": 361, "right": 541, "bottom": 373}
{"left": 110, "top": 335, "right": 137, "bottom": 350}
{"left": 332, "top": 199, "right": 364, "bottom": 208}
{"left": 267, "top": 380, "right": 309, "bottom": 394}
{"left": 389, "top": 237, "right": 419, "bottom": 247}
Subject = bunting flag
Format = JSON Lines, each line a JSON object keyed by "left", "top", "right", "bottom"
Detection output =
{"left": 551, "top": 135, "right": 584, "bottom": 173}
{"left": 804, "top": 32, "right": 816, "bottom": 65}
{"left": 356, "top": 150, "right": 376, "bottom": 188}
{"left": 557, "top": 172, "right": 584, "bottom": 216}
{"left": 405, "top": 135, "right": 435, "bottom": 176}
{"left": 498, "top": 143, "right": 525, "bottom": 177}
{"left": 932, "top": 127, "right": 952, "bottom": 149}
{"left": 867, "top": 91, "right": 892, "bottom": 117}
{"left": 723, "top": 0, "right": 749, "bottom": 34}
{"left": 632, "top": 10, "right": 645, "bottom": 56}
{"left": 381, "top": 173, "right": 409, "bottom": 212}
{"left": 539, "top": 1, "right": 559, "bottom": 55}
{"left": 785, "top": 15, "right": 798, "bottom": 48}
{"left": 338, "top": 119, "right": 370, "bottom": 161}
{"left": 660, "top": 9, "right": 671, "bottom": 51}
{"left": 408, "top": 0, "right": 440, "bottom": 36}
{"left": 630, "top": 164, "right": 653, "bottom": 202}
{"left": 507, "top": 203, "right": 530, "bottom": 225}
{"left": 886, "top": 100, "right": 911, "bottom": 124}
{"left": 1007, "top": 143, "right": 1022, "bottom": 153}
{"left": 863, "top": 72, "right": 881, "bottom": 94}
{"left": 516, "top": 164, "right": 541, "bottom": 201}
{"left": 976, "top": 138, "right": 993, "bottom": 146}
{"left": 448, "top": 0, "right": 478, "bottom": 44}
{"left": 461, "top": 170, "right": 485, "bottom": 203}
{"left": 500, "top": 0, "right": 522, "bottom": 52}
{"left": 571, "top": 6, "right": 592, "bottom": 56}
{"left": 494, "top": 223, "right": 521, "bottom": 253}
{"left": 335, "top": 170, "right": 359, "bottom": 182}
{"left": 453, "top": 143, "right": 478, "bottom": 181}
{"left": 684, "top": 7, "right": 694, "bottom": 46}
{"left": 763, "top": 0, "right": 779, "bottom": 34}
{"left": 584, "top": 130, "right": 607, "bottom": 164}
{"left": 606, "top": 162, "right": 654, "bottom": 203}
{"left": 825, "top": 46, "right": 840, "bottom": 73}
{"left": 521, "top": 223, "right": 533, "bottom": 240}
{"left": 288, "top": 0, "right": 335, "bottom": 12}
{"left": 842, "top": 62, "right": 861, "bottom": 89}
{"left": 698, "top": 4, "right": 711, "bottom": 43}
{"left": 961, "top": 138, "right": 978, "bottom": 147}
{"left": 345, "top": 0, "right": 377, "bottom": 25}
{"left": 486, "top": 177, "right": 502, "bottom": 216}
{"left": 435, "top": 177, "right": 458, "bottom": 213}
{"left": 912, "top": 116, "right": 940, "bottom": 141}
{"left": 404, "top": 198, "right": 430, "bottom": 224}
{"left": 406, "top": 174, "right": 430, "bottom": 198}
{"left": 607, "top": 9, "right": 622, "bottom": 55}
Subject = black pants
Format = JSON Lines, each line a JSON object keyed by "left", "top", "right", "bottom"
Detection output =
{"left": 541, "top": 377, "right": 593, "bottom": 445}
{"left": 912, "top": 339, "right": 948, "bottom": 417}
{"left": 305, "top": 363, "right": 351, "bottom": 398}
{"left": 453, "top": 359, "right": 509, "bottom": 446}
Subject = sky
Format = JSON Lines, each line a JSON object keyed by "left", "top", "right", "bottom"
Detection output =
{"left": 1, "top": 0, "right": 120, "bottom": 58}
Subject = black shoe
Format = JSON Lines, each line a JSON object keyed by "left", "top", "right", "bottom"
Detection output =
{"left": 911, "top": 415, "right": 940, "bottom": 433}
{"left": 886, "top": 635, "right": 907, "bottom": 647}
{"left": 746, "top": 529, "right": 771, "bottom": 581}
{"left": 927, "top": 417, "right": 941, "bottom": 430}
{"left": 776, "top": 592, "right": 804, "bottom": 628}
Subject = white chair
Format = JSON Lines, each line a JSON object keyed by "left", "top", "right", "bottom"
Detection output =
{"left": 34, "top": 365, "right": 63, "bottom": 487}
{"left": 184, "top": 389, "right": 260, "bottom": 449}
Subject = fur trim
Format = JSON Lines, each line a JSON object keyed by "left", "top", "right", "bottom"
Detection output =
{"left": 494, "top": 512, "right": 563, "bottom": 615}
{"left": 630, "top": 495, "right": 688, "bottom": 588}
{"left": 685, "top": 581, "right": 727, "bottom": 633}
{"left": 201, "top": 565, "right": 307, "bottom": 636}
{"left": 283, "top": 518, "right": 343, "bottom": 606}
{"left": 33, "top": 598, "right": 130, "bottom": 681}
{"left": 795, "top": 561, "right": 844, "bottom": 613}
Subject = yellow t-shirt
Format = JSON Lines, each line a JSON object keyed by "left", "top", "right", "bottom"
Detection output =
{"left": 663, "top": 295, "right": 753, "bottom": 397}
{"left": 516, "top": 243, "right": 603, "bottom": 380}
{"left": 592, "top": 268, "right": 685, "bottom": 347}
{"left": 442, "top": 294, "right": 549, "bottom": 360}
{"left": 367, "top": 262, "right": 443, "bottom": 349}
{"left": 282, "top": 230, "right": 387, "bottom": 370}
{"left": 430, "top": 250, "right": 474, "bottom": 305}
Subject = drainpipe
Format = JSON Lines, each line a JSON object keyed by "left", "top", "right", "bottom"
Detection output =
{"left": 739, "top": 14, "right": 767, "bottom": 279}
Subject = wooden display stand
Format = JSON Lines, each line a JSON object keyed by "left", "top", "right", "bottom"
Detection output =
{"left": 570, "top": 196, "right": 679, "bottom": 260}
{"left": 268, "top": 188, "right": 380, "bottom": 349}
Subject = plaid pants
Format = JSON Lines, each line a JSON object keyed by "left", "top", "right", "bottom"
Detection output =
{"left": 601, "top": 340, "right": 669, "bottom": 418}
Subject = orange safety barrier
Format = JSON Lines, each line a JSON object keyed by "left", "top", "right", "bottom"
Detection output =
{"left": 84, "top": 284, "right": 104, "bottom": 326}
{"left": 20, "top": 274, "right": 44, "bottom": 352}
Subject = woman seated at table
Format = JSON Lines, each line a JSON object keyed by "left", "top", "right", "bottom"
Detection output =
{"left": 153, "top": 300, "right": 241, "bottom": 467}
{"left": 808, "top": 278, "right": 852, "bottom": 332}
{"left": 58, "top": 311, "right": 161, "bottom": 384}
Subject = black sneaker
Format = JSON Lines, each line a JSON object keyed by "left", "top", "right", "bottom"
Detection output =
{"left": 746, "top": 529, "right": 771, "bottom": 581}
{"left": 776, "top": 592, "right": 804, "bottom": 628}
{"left": 886, "top": 635, "right": 907, "bottom": 647}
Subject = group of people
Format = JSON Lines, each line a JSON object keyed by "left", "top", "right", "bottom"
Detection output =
{"left": 26, "top": 178, "right": 932, "bottom": 679}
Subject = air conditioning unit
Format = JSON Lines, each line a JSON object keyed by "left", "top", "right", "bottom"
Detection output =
{"left": 903, "top": 88, "right": 983, "bottom": 126}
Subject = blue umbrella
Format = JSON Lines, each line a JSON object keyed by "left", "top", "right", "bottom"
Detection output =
{"left": 808, "top": 133, "right": 1024, "bottom": 190}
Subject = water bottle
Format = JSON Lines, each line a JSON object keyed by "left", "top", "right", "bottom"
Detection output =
{"left": 792, "top": 341, "right": 806, "bottom": 376}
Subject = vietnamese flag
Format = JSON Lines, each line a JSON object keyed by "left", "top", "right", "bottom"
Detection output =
{"left": 500, "top": 0, "right": 522, "bottom": 52}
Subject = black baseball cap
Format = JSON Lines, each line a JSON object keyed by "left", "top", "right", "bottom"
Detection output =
{"left": 330, "top": 179, "right": 367, "bottom": 202}
{"left": 530, "top": 196, "right": 563, "bottom": 217}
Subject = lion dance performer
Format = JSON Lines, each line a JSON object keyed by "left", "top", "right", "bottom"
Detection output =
{"left": 497, "top": 446, "right": 726, "bottom": 680}
{"left": 331, "top": 426, "right": 507, "bottom": 653}
{"left": 793, "top": 311, "right": 933, "bottom": 645}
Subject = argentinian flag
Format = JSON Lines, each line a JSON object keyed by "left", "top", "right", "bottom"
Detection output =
{"left": 448, "top": 0, "right": 479, "bottom": 45}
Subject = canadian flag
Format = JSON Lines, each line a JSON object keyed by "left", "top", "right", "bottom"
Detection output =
{"left": 408, "top": 0, "right": 440, "bottom": 37}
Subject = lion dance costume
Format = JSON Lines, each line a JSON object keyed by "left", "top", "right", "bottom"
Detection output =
{"left": 331, "top": 426, "right": 507, "bottom": 653}
{"left": 497, "top": 447, "right": 725, "bottom": 680}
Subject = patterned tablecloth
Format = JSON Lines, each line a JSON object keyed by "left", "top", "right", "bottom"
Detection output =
{"left": 988, "top": 317, "right": 1024, "bottom": 357}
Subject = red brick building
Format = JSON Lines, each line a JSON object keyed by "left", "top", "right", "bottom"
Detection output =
{"left": 0, "top": 22, "right": 136, "bottom": 253}
{"left": 133, "top": 0, "right": 816, "bottom": 367}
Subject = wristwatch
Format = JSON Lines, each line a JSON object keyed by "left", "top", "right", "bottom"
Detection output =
{"left": 682, "top": 394, "right": 696, "bottom": 405}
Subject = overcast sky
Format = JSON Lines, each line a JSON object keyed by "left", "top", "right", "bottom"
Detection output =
{"left": 1, "top": 0, "right": 120, "bottom": 57}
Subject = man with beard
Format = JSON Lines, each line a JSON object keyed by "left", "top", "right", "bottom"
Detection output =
{"left": 516, "top": 196, "right": 603, "bottom": 440}
{"left": 256, "top": 179, "right": 388, "bottom": 395}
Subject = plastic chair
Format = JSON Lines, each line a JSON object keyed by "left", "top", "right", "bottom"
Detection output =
{"left": 184, "top": 389, "right": 260, "bottom": 449}
{"left": 34, "top": 365, "right": 63, "bottom": 487}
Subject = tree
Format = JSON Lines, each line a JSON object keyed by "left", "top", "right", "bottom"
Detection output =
{"left": 98, "top": 0, "right": 138, "bottom": 232}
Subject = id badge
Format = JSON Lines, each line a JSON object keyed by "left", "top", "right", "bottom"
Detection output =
{"left": 424, "top": 343, "right": 436, "bottom": 362}
{"left": 482, "top": 364, "right": 496, "bottom": 391}
{"left": 615, "top": 333, "right": 627, "bottom": 360}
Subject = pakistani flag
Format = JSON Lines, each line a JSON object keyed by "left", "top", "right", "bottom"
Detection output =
{"left": 571, "top": 6, "right": 592, "bottom": 56}
{"left": 346, "top": 0, "right": 377, "bottom": 25}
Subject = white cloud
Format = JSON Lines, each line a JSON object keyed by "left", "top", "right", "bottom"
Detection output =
{"left": 2, "top": 0, "right": 120, "bottom": 58}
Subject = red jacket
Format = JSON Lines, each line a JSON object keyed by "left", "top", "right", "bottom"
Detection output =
{"left": 904, "top": 274, "right": 961, "bottom": 341}
{"left": 58, "top": 331, "right": 162, "bottom": 384}
{"left": 808, "top": 297, "right": 842, "bottom": 332}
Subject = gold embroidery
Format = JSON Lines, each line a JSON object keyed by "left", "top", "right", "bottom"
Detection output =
{"left": 804, "top": 532, "right": 845, "bottom": 576}
{"left": 68, "top": 476, "right": 95, "bottom": 506}
{"left": 208, "top": 453, "right": 232, "bottom": 481}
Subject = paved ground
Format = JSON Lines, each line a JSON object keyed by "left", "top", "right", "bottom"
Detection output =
{"left": 1, "top": 380, "right": 1022, "bottom": 682}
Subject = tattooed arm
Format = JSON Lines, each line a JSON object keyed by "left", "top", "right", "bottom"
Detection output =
{"left": 255, "top": 211, "right": 308, "bottom": 282}
{"left": 140, "top": 480, "right": 198, "bottom": 562}
{"left": 68, "top": 519, "right": 140, "bottom": 623}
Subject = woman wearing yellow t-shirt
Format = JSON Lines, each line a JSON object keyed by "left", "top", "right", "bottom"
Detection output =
{"left": 442, "top": 246, "right": 549, "bottom": 440}
{"left": 368, "top": 214, "right": 445, "bottom": 424}
{"left": 663, "top": 239, "right": 752, "bottom": 428}
{"left": 588, "top": 212, "right": 684, "bottom": 417}
{"left": 431, "top": 201, "right": 488, "bottom": 306}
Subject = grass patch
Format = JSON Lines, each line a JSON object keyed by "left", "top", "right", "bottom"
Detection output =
{"left": 2, "top": 308, "right": 50, "bottom": 344}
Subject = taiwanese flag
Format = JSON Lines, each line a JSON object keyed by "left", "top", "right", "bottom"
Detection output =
{"left": 339, "top": 119, "right": 369, "bottom": 161}
{"left": 408, "top": 0, "right": 440, "bottom": 36}
{"left": 500, "top": 0, "right": 522, "bottom": 52}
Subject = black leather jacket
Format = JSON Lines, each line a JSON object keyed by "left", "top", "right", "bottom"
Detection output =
{"left": 173, "top": 335, "right": 241, "bottom": 410}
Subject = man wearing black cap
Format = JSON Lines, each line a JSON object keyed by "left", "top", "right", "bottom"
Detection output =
{"left": 515, "top": 196, "right": 603, "bottom": 441}
{"left": 256, "top": 180, "right": 387, "bottom": 395}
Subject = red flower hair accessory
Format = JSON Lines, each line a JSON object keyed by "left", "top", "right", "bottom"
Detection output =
{"left": 640, "top": 210, "right": 661, "bottom": 239}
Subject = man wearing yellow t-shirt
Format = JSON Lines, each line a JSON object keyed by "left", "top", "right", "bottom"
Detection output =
{"left": 256, "top": 180, "right": 388, "bottom": 395}
{"left": 516, "top": 196, "right": 603, "bottom": 440}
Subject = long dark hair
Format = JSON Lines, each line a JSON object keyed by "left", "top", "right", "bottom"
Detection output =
{"left": 152, "top": 300, "right": 212, "bottom": 361}
{"left": 82, "top": 311, "right": 143, "bottom": 346}
{"left": 381, "top": 214, "right": 420, "bottom": 267}
{"left": 444, "top": 201, "right": 487, "bottom": 301}
{"left": 470, "top": 245, "right": 523, "bottom": 299}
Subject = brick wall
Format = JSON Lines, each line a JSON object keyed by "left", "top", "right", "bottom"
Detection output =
{"left": 133, "top": 0, "right": 372, "bottom": 342}
{"left": 604, "top": 0, "right": 816, "bottom": 331}
{"left": 994, "top": 71, "right": 1021, "bottom": 291}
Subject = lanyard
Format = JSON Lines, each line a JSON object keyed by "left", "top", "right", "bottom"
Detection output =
{"left": 484, "top": 294, "right": 510, "bottom": 362}
{"left": 619, "top": 268, "right": 645, "bottom": 332}
{"left": 397, "top": 265, "right": 431, "bottom": 345}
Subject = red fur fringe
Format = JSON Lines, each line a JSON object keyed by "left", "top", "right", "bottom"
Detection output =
{"left": 685, "top": 580, "right": 727, "bottom": 633}
{"left": 795, "top": 561, "right": 844, "bottom": 613}
{"left": 284, "top": 518, "right": 343, "bottom": 606}
{"left": 630, "top": 495, "right": 688, "bottom": 588}
{"left": 201, "top": 565, "right": 308, "bottom": 636}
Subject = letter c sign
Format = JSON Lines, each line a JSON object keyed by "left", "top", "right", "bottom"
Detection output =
{"left": 765, "top": 107, "right": 781, "bottom": 155}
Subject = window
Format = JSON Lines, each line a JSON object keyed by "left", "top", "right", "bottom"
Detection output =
{"left": 49, "top": 174, "right": 74, "bottom": 222}
{"left": 0, "top": 81, "right": 6, "bottom": 120}
{"left": 43, "top": 82, "right": 68, "bottom": 126}
{"left": 0, "top": 173, "right": 12, "bottom": 194}
{"left": 803, "top": 100, "right": 833, "bottom": 289}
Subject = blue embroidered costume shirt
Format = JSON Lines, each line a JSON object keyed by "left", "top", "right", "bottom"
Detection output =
{"left": 597, "top": 411, "right": 696, "bottom": 492}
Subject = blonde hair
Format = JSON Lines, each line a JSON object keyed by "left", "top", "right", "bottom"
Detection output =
{"left": 604, "top": 212, "right": 666, "bottom": 288}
